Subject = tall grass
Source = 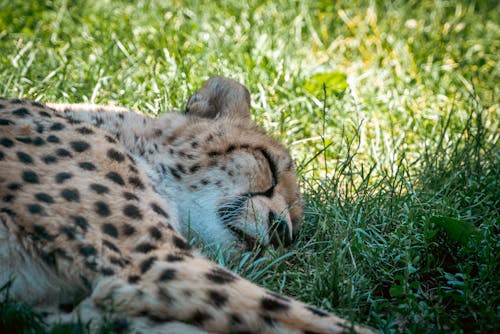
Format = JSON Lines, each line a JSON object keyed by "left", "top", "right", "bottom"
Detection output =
{"left": 0, "top": 0, "right": 498, "bottom": 332}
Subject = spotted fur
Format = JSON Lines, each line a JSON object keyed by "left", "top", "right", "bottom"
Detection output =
{"left": 0, "top": 77, "right": 373, "bottom": 333}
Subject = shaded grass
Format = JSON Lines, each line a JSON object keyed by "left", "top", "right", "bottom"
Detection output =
{"left": 0, "top": 0, "right": 498, "bottom": 333}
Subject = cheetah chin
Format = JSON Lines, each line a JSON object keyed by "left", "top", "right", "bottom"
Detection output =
{"left": 0, "top": 77, "right": 374, "bottom": 333}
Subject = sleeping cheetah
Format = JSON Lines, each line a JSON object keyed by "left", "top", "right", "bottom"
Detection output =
{"left": 0, "top": 77, "right": 373, "bottom": 333}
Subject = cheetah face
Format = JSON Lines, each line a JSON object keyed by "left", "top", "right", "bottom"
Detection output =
{"left": 156, "top": 77, "right": 303, "bottom": 250}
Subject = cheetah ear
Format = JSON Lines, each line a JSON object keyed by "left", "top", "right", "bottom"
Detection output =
{"left": 185, "top": 76, "right": 251, "bottom": 122}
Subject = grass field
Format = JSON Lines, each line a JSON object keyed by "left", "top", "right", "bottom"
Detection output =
{"left": 0, "top": 0, "right": 498, "bottom": 333}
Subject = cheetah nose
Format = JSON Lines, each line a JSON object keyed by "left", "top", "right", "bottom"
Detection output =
{"left": 268, "top": 211, "right": 292, "bottom": 247}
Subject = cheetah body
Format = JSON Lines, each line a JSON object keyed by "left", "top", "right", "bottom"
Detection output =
{"left": 0, "top": 77, "right": 372, "bottom": 333}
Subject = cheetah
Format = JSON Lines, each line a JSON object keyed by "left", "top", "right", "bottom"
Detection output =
{"left": 0, "top": 77, "right": 374, "bottom": 333}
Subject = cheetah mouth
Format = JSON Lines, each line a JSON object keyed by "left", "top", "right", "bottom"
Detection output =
{"left": 217, "top": 194, "right": 266, "bottom": 250}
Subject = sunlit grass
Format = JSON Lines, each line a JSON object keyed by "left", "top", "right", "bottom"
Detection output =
{"left": 0, "top": 0, "right": 498, "bottom": 333}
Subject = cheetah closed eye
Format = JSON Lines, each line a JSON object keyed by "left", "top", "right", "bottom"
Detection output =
{"left": 0, "top": 77, "right": 374, "bottom": 333}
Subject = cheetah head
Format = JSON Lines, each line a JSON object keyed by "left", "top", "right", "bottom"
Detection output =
{"left": 152, "top": 77, "right": 303, "bottom": 251}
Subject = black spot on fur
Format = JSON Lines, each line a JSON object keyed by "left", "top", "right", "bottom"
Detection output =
{"left": 123, "top": 204, "right": 142, "bottom": 219}
{"left": 123, "top": 192, "right": 139, "bottom": 201}
{"left": 7, "top": 183, "right": 21, "bottom": 191}
{"left": 172, "top": 235, "right": 190, "bottom": 250}
{"left": 1, "top": 137, "right": 14, "bottom": 147}
{"left": 56, "top": 148, "right": 72, "bottom": 158}
{"left": 189, "top": 164, "right": 200, "bottom": 173}
{"left": 205, "top": 268, "right": 238, "bottom": 284}
{"left": 76, "top": 127, "right": 94, "bottom": 135}
{"left": 85, "top": 261, "right": 97, "bottom": 272}
{"left": 165, "top": 254, "right": 184, "bottom": 262}
{"left": 73, "top": 216, "right": 89, "bottom": 231}
{"left": 261, "top": 297, "right": 290, "bottom": 312}
{"left": 42, "top": 155, "right": 57, "bottom": 164}
{"left": 22, "top": 170, "right": 39, "bottom": 183}
{"left": 60, "top": 226, "right": 76, "bottom": 240}
{"left": 169, "top": 167, "right": 181, "bottom": 180}
{"left": 306, "top": 305, "right": 329, "bottom": 317}
{"left": 47, "top": 135, "right": 60, "bottom": 143}
{"left": 122, "top": 224, "right": 136, "bottom": 236}
{"left": 135, "top": 242, "right": 156, "bottom": 253}
{"left": 79, "top": 245, "right": 97, "bottom": 257}
{"left": 0, "top": 119, "right": 15, "bottom": 125}
{"left": 2, "top": 194, "right": 15, "bottom": 203}
{"left": 158, "top": 268, "right": 176, "bottom": 281}
{"left": 33, "top": 225, "right": 55, "bottom": 241}
{"left": 105, "top": 135, "right": 117, "bottom": 143}
{"left": 106, "top": 172, "right": 125, "bottom": 185}
{"left": 107, "top": 148, "right": 125, "bottom": 162}
{"left": 12, "top": 107, "right": 31, "bottom": 117}
{"left": 33, "top": 137, "right": 45, "bottom": 146}
{"left": 176, "top": 164, "right": 186, "bottom": 174}
{"left": 101, "top": 268, "right": 115, "bottom": 276}
{"left": 27, "top": 203, "right": 44, "bottom": 215}
{"left": 151, "top": 202, "right": 169, "bottom": 218}
{"left": 79, "top": 162, "right": 96, "bottom": 171}
{"left": 70, "top": 141, "right": 90, "bottom": 153}
{"left": 34, "top": 122, "right": 44, "bottom": 133}
{"left": 50, "top": 122, "right": 65, "bottom": 131}
{"left": 149, "top": 227, "right": 162, "bottom": 240}
{"left": 207, "top": 290, "right": 228, "bottom": 308}
{"left": 190, "top": 310, "right": 212, "bottom": 325}
{"left": 61, "top": 188, "right": 80, "bottom": 202}
{"left": 103, "top": 240, "right": 120, "bottom": 253}
{"left": 90, "top": 183, "right": 109, "bottom": 194}
{"left": 128, "top": 275, "right": 140, "bottom": 284}
{"left": 55, "top": 172, "right": 73, "bottom": 183}
{"left": 17, "top": 151, "right": 33, "bottom": 164}
{"left": 94, "top": 201, "right": 111, "bottom": 217}
{"left": 35, "top": 192, "right": 54, "bottom": 204}
{"left": 15, "top": 137, "right": 32, "bottom": 144}
{"left": 128, "top": 177, "right": 145, "bottom": 189}
{"left": 260, "top": 314, "right": 275, "bottom": 326}
{"left": 1, "top": 208, "right": 16, "bottom": 216}
{"left": 39, "top": 111, "right": 51, "bottom": 118}
{"left": 102, "top": 223, "right": 119, "bottom": 238}
{"left": 140, "top": 256, "right": 157, "bottom": 274}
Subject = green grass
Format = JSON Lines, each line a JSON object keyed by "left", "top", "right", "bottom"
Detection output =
{"left": 0, "top": 0, "right": 498, "bottom": 333}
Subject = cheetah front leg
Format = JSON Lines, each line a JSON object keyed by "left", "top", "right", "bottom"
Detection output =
{"left": 77, "top": 250, "right": 373, "bottom": 334}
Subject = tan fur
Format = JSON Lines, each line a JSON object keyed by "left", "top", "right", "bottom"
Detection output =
{"left": 0, "top": 77, "right": 373, "bottom": 333}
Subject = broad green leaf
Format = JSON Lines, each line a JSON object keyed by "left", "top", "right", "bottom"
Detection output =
{"left": 430, "top": 216, "right": 480, "bottom": 246}
{"left": 389, "top": 285, "right": 404, "bottom": 297}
